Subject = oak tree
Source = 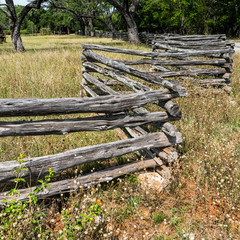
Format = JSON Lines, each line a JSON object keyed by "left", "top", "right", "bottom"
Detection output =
{"left": 0, "top": 0, "right": 47, "bottom": 51}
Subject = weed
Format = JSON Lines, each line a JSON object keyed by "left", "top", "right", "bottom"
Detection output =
{"left": 153, "top": 211, "right": 168, "bottom": 224}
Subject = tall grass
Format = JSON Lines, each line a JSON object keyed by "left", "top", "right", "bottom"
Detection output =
{"left": 0, "top": 35, "right": 239, "bottom": 239}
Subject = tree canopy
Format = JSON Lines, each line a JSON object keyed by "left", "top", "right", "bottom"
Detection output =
{"left": 0, "top": 0, "right": 240, "bottom": 51}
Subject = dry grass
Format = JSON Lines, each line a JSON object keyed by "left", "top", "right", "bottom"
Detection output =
{"left": 0, "top": 35, "right": 239, "bottom": 239}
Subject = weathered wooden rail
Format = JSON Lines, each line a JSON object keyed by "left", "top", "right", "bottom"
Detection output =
{"left": 0, "top": 44, "right": 187, "bottom": 204}
{"left": 87, "top": 31, "right": 235, "bottom": 86}
{"left": 77, "top": 30, "right": 156, "bottom": 45}
{"left": 152, "top": 34, "right": 235, "bottom": 87}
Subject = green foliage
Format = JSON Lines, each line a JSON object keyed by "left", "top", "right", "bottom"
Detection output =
{"left": 40, "top": 28, "right": 52, "bottom": 35}
{"left": 0, "top": 8, "right": 9, "bottom": 29}
{"left": 153, "top": 211, "right": 168, "bottom": 224}
{"left": 20, "top": 29, "right": 28, "bottom": 35}
{"left": 59, "top": 201, "right": 102, "bottom": 238}
{"left": 2, "top": 0, "right": 240, "bottom": 36}
{"left": 4, "top": 29, "right": 10, "bottom": 35}
{"left": 137, "top": 0, "right": 240, "bottom": 36}
{"left": 128, "top": 174, "right": 138, "bottom": 183}
{"left": 0, "top": 154, "right": 55, "bottom": 237}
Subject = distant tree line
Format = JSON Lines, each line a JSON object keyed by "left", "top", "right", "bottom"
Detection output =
{"left": 0, "top": 0, "right": 240, "bottom": 51}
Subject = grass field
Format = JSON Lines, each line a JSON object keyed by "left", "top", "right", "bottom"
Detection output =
{"left": 0, "top": 35, "right": 239, "bottom": 239}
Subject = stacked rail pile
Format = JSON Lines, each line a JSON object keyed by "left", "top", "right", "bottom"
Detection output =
{"left": 81, "top": 44, "right": 187, "bottom": 188}
{"left": 0, "top": 44, "right": 187, "bottom": 204}
{"left": 152, "top": 34, "right": 235, "bottom": 87}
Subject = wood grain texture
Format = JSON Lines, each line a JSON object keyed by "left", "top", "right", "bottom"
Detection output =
{"left": 117, "top": 58, "right": 226, "bottom": 66}
{"left": 82, "top": 43, "right": 191, "bottom": 58}
{"left": 153, "top": 42, "right": 233, "bottom": 55}
{"left": 154, "top": 34, "right": 226, "bottom": 41}
{"left": 82, "top": 62, "right": 151, "bottom": 92}
{"left": 0, "top": 112, "right": 180, "bottom": 137}
{"left": 83, "top": 49, "right": 187, "bottom": 95}
{"left": 0, "top": 132, "right": 180, "bottom": 183}
{"left": 152, "top": 68, "right": 227, "bottom": 78}
{"left": 81, "top": 76, "right": 181, "bottom": 161}
{"left": 0, "top": 158, "right": 159, "bottom": 204}
{"left": 152, "top": 39, "right": 234, "bottom": 47}
{"left": 82, "top": 66, "right": 182, "bottom": 130}
{"left": 0, "top": 89, "right": 182, "bottom": 117}
{"left": 81, "top": 78, "right": 167, "bottom": 160}
{"left": 131, "top": 126, "right": 179, "bottom": 163}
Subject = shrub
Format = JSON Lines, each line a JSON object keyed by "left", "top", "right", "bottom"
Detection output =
{"left": 40, "top": 28, "right": 51, "bottom": 35}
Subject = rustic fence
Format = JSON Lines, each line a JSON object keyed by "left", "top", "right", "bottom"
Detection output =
{"left": 0, "top": 44, "right": 187, "bottom": 203}
{"left": 112, "top": 32, "right": 155, "bottom": 45}
{"left": 0, "top": 28, "right": 6, "bottom": 43}
{"left": 152, "top": 34, "right": 235, "bottom": 87}
{"left": 77, "top": 30, "right": 155, "bottom": 45}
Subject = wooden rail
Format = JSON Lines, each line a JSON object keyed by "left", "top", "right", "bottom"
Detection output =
{"left": 152, "top": 34, "right": 235, "bottom": 87}
{"left": 76, "top": 31, "right": 156, "bottom": 45}
{"left": 0, "top": 158, "right": 162, "bottom": 203}
{"left": 0, "top": 44, "right": 186, "bottom": 204}
{"left": 84, "top": 31, "right": 235, "bottom": 87}
{"left": 81, "top": 44, "right": 185, "bottom": 185}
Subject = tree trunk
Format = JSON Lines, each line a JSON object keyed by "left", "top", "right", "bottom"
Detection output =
{"left": 85, "top": 25, "right": 89, "bottom": 36}
{"left": 89, "top": 18, "right": 95, "bottom": 37}
{"left": 123, "top": 13, "right": 139, "bottom": 44}
{"left": 128, "top": 25, "right": 139, "bottom": 44}
{"left": 106, "top": 0, "right": 140, "bottom": 43}
{"left": 82, "top": 18, "right": 89, "bottom": 36}
{"left": 106, "top": 14, "right": 117, "bottom": 33}
{"left": 11, "top": 25, "right": 25, "bottom": 52}
{"left": 1, "top": 0, "right": 45, "bottom": 52}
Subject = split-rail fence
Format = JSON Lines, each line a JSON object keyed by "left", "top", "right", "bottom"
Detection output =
{"left": 76, "top": 31, "right": 235, "bottom": 86}
{"left": 152, "top": 34, "right": 235, "bottom": 87}
{"left": 0, "top": 44, "right": 187, "bottom": 204}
